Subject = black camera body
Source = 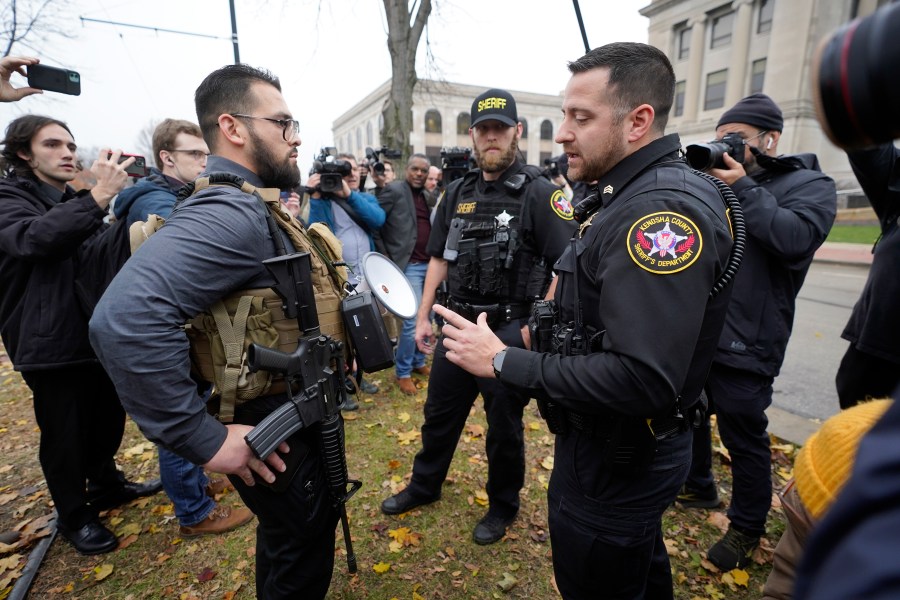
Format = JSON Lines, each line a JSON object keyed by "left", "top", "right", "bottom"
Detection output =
{"left": 441, "top": 146, "right": 473, "bottom": 185}
{"left": 364, "top": 145, "right": 402, "bottom": 176}
{"left": 543, "top": 157, "right": 560, "bottom": 179}
{"left": 685, "top": 132, "right": 746, "bottom": 171}
{"left": 311, "top": 147, "right": 352, "bottom": 194}
{"left": 813, "top": 2, "right": 900, "bottom": 149}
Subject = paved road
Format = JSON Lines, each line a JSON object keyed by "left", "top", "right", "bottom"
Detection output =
{"left": 770, "top": 260, "right": 869, "bottom": 442}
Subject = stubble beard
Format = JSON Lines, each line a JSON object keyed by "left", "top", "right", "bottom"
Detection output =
{"left": 568, "top": 133, "right": 628, "bottom": 183}
{"left": 475, "top": 136, "right": 518, "bottom": 174}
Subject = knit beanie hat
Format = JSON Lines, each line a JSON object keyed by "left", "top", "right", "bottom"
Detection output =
{"left": 717, "top": 93, "right": 784, "bottom": 132}
{"left": 794, "top": 399, "right": 892, "bottom": 520}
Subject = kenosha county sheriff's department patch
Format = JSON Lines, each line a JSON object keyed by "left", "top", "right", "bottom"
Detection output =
{"left": 628, "top": 211, "right": 702, "bottom": 274}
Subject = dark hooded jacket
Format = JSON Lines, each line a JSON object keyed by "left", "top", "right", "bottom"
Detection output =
{"left": 714, "top": 153, "right": 837, "bottom": 377}
{"left": 0, "top": 174, "right": 108, "bottom": 370}
{"left": 112, "top": 167, "right": 180, "bottom": 229}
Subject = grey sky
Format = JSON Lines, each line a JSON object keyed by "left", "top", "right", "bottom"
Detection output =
{"left": 0, "top": 0, "right": 648, "bottom": 173}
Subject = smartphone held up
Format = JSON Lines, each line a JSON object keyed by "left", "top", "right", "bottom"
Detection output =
{"left": 26, "top": 64, "right": 81, "bottom": 96}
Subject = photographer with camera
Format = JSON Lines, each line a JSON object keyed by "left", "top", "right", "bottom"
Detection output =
{"left": 307, "top": 152, "right": 385, "bottom": 285}
{"left": 308, "top": 152, "right": 385, "bottom": 401}
{"left": 0, "top": 115, "right": 162, "bottom": 555}
{"left": 379, "top": 88, "right": 576, "bottom": 545}
{"left": 679, "top": 93, "right": 836, "bottom": 570}
{"left": 372, "top": 161, "right": 395, "bottom": 197}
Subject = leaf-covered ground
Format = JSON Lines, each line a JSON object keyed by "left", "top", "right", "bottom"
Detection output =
{"left": 1, "top": 350, "right": 791, "bottom": 599}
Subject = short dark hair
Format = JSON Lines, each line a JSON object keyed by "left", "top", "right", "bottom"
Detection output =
{"left": 194, "top": 64, "right": 281, "bottom": 150}
{"left": 152, "top": 118, "right": 203, "bottom": 169}
{"left": 1, "top": 115, "right": 73, "bottom": 177}
{"left": 568, "top": 42, "right": 675, "bottom": 132}
{"left": 407, "top": 153, "right": 430, "bottom": 167}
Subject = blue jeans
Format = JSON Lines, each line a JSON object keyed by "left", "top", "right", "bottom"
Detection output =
{"left": 395, "top": 261, "right": 428, "bottom": 378}
{"left": 158, "top": 446, "right": 215, "bottom": 527}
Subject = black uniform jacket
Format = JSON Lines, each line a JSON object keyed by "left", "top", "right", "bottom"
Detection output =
{"left": 426, "top": 160, "right": 577, "bottom": 303}
{"left": 714, "top": 153, "right": 836, "bottom": 377}
{"left": 498, "top": 134, "right": 734, "bottom": 419}
{"left": 0, "top": 175, "right": 108, "bottom": 371}
{"left": 841, "top": 143, "right": 900, "bottom": 364}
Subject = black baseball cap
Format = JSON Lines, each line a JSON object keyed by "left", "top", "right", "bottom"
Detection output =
{"left": 470, "top": 89, "right": 518, "bottom": 128}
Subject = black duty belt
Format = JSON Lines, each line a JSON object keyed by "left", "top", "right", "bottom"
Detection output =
{"left": 447, "top": 298, "right": 531, "bottom": 326}
{"left": 565, "top": 411, "right": 686, "bottom": 440}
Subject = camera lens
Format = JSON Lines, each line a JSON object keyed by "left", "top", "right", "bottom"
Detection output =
{"left": 813, "top": 2, "right": 900, "bottom": 149}
{"left": 685, "top": 143, "right": 726, "bottom": 171}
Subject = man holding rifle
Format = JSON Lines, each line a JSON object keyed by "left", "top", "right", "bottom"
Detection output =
{"left": 90, "top": 64, "right": 348, "bottom": 599}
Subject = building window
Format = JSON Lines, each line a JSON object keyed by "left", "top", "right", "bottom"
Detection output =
{"left": 674, "top": 81, "right": 686, "bottom": 117}
{"left": 758, "top": 0, "right": 774, "bottom": 34}
{"left": 677, "top": 24, "right": 692, "bottom": 60}
{"left": 366, "top": 122, "right": 373, "bottom": 146}
{"left": 710, "top": 10, "right": 734, "bottom": 48}
{"left": 540, "top": 120, "right": 553, "bottom": 141}
{"left": 356, "top": 128, "right": 362, "bottom": 151}
{"left": 456, "top": 112, "right": 470, "bottom": 135}
{"left": 520, "top": 118, "right": 528, "bottom": 139}
{"left": 705, "top": 70, "right": 727, "bottom": 111}
{"left": 750, "top": 59, "right": 766, "bottom": 94}
{"left": 425, "top": 109, "right": 442, "bottom": 133}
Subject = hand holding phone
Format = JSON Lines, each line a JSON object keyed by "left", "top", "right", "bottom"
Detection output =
{"left": 107, "top": 153, "right": 148, "bottom": 178}
{"left": 26, "top": 63, "right": 80, "bottom": 96}
{"left": 0, "top": 56, "right": 42, "bottom": 102}
{"left": 90, "top": 149, "right": 137, "bottom": 209}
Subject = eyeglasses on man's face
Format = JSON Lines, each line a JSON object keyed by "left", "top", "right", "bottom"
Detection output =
{"left": 232, "top": 114, "right": 300, "bottom": 142}
{"left": 171, "top": 149, "right": 210, "bottom": 160}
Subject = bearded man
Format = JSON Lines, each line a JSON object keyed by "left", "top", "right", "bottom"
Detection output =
{"left": 379, "top": 88, "right": 576, "bottom": 545}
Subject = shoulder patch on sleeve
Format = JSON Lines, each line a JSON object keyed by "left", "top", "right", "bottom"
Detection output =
{"left": 627, "top": 211, "right": 702, "bottom": 274}
{"left": 549, "top": 189, "right": 574, "bottom": 220}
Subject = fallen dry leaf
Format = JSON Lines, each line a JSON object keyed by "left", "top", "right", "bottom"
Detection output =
{"left": 94, "top": 563, "right": 114, "bottom": 581}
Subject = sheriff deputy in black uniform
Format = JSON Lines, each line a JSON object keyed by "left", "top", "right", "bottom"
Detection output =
{"left": 380, "top": 88, "right": 577, "bottom": 545}
{"left": 434, "top": 44, "right": 739, "bottom": 599}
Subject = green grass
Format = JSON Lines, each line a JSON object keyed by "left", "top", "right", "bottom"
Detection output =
{"left": 1, "top": 364, "right": 791, "bottom": 599}
{"left": 827, "top": 224, "right": 880, "bottom": 244}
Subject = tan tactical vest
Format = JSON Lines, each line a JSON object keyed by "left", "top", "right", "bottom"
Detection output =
{"left": 131, "top": 176, "right": 348, "bottom": 423}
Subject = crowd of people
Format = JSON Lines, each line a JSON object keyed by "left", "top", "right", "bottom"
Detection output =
{"left": 0, "top": 38, "right": 896, "bottom": 600}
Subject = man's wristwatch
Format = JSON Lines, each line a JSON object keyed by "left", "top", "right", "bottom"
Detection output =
{"left": 492, "top": 348, "right": 508, "bottom": 379}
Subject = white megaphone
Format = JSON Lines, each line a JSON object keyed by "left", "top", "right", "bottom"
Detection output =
{"left": 354, "top": 252, "right": 418, "bottom": 319}
{"left": 341, "top": 252, "right": 419, "bottom": 372}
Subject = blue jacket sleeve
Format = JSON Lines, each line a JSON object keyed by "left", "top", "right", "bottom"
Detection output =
{"left": 347, "top": 190, "right": 386, "bottom": 229}
{"left": 307, "top": 197, "right": 334, "bottom": 231}
{"left": 124, "top": 188, "right": 177, "bottom": 229}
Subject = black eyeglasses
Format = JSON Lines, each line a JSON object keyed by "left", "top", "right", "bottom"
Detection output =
{"left": 232, "top": 114, "right": 300, "bottom": 142}
{"left": 171, "top": 149, "right": 210, "bottom": 160}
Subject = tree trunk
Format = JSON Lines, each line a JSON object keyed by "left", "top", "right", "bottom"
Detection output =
{"left": 381, "top": 0, "right": 432, "bottom": 168}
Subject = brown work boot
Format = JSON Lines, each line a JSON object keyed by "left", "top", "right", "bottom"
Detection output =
{"left": 179, "top": 504, "right": 254, "bottom": 537}
{"left": 412, "top": 365, "right": 431, "bottom": 377}
{"left": 205, "top": 476, "right": 234, "bottom": 498}
{"left": 396, "top": 377, "right": 417, "bottom": 395}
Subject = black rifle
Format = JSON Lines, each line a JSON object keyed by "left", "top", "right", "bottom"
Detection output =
{"left": 244, "top": 251, "right": 361, "bottom": 573}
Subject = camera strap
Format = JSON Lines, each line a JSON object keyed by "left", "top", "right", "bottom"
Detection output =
{"left": 330, "top": 195, "right": 372, "bottom": 234}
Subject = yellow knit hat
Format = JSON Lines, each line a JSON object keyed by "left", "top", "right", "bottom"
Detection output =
{"left": 794, "top": 399, "right": 892, "bottom": 520}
